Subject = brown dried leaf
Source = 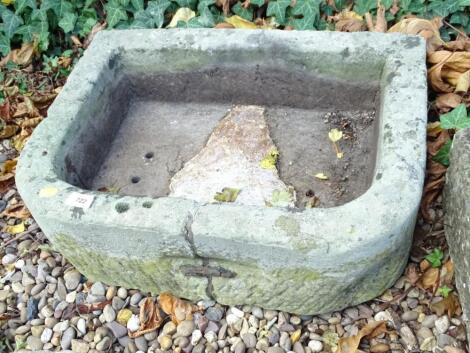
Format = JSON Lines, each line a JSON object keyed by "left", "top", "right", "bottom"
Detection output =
{"left": 331, "top": 11, "right": 365, "bottom": 32}
{"left": 2, "top": 203, "right": 31, "bottom": 219}
{"left": 129, "top": 298, "right": 164, "bottom": 338}
{"left": 455, "top": 69, "right": 470, "bottom": 93}
{"left": 159, "top": 292, "right": 200, "bottom": 324}
{"left": 0, "top": 173, "right": 14, "bottom": 193}
{"left": 430, "top": 292, "right": 460, "bottom": 317}
{"left": 428, "top": 51, "right": 470, "bottom": 93}
{"left": 374, "top": 3, "right": 387, "bottom": 33}
{"left": 77, "top": 300, "right": 111, "bottom": 314}
{"left": 435, "top": 93, "right": 463, "bottom": 112}
{"left": 0, "top": 42, "right": 37, "bottom": 67}
{"left": 20, "top": 117, "right": 43, "bottom": 128}
{"left": 0, "top": 125, "right": 19, "bottom": 139}
{"left": 419, "top": 267, "right": 440, "bottom": 290}
{"left": 336, "top": 321, "right": 386, "bottom": 353}
{"left": 388, "top": 17, "right": 444, "bottom": 53}
{"left": 0, "top": 99, "right": 11, "bottom": 121}
{"left": 405, "top": 263, "right": 421, "bottom": 285}
{"left": 84, "top": 22, "right": 107, "bottom": 49}
{"left": 440, "top": 259, "right": 454, "bottom": 286}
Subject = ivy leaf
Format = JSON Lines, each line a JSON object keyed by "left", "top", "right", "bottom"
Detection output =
{"left": 131, "top": 9, "right": 155, "bottom": 28}
{"left": 231, "top": 2, "right": 253, "bottom": 21}
{"left": 266, "top": 0, "right": 291, "bottom": 24}
{"left": 15, "top": 22, "right": 42, "bottom": 42}
{"left": 77, "top": 16, "right": 98, "bottom": 36}
{"left": 250, "top": 0, "right": 265, "bottom": 6}
{"left": 59, "top": 11, "right": 77, "bottom": 33}
{"left": 14, "top": 0, "right": 37, "bottom": 14}
{"left": 437, "top": 285, "right": 453, "bottom": 298}
{"left": 289, "top": 0, "right": 320, "bottom": 29}
{"left": 186, "top": 7, "right": 215, "bottom": 27}
{"left": 428, "top": 0, "right": 460, "bottom": 17}
{"left": 172, "top": 0, "right": 197, "bottom": 10}
{"left": 42, "top": 0, "right": 74, "bottom": 18}
{"left": 353, "top": 0, "right": 376, "bottom": 15}
{"left": 425, "top": 248, "right": 444, "bottom": 268}
{"left": 459, "top": 0, "right": 470, "bottom": 4}
{"left": 440, "top": 104, "right": 470, "bottom": 130}
{"left": 146, "top": 0, "right": 172, "bottom": 28}
{"left": 0, "top": 33, "right": 10, "bottom": 56}
{"left": 105, "top": 0, "right": 128, "bottom": 28}
{"left": 2, "top": 9, "right": 24, "bottom": 39}
{"left": 433, "top": 140, "right": 452, "bottom": 166}
{"left": 197, "top": 0, "right": 216, "bottom": 12}
{"left": 131, "top": 0, "right": 144, "bottom": 10}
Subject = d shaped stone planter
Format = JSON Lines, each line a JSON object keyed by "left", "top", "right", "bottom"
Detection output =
{"left": 17, "top": 29, "right": 427, "bottom": 314}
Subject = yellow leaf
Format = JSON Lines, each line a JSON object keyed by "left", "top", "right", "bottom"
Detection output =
{"left": 260, "top": 148, "right": 279, "bottom": 169}
{"left": 214, "top": 187, "right": 240, "bottom": 202}
{"left": 337, "top": 152, "right": 344, "bottom": 159}
{"left": 225, "top": 15, "right": 258, "bottom": 29}
{"left": 328, "top": 128, "right": 343, "bottom": 142}
{"left": 4, "top": 222, "right": 25, "bottom": 234}
{"left": 2, "top": 159, "right": 17, "bottom": 174}
{"left": 291, "top": 329, "right": 301, "bottom": 343}
{"left": 167, "top": 7, "right": 196, "bottom": 28}
{"left": 1, "top": 0, "right": 14, "bottom": 4}
{"left": 314, "top": 173, "right": 329, "bottom": 180}
{"left": 39, "top": 186, "right": 58, "bottom": 198}
{"left": 159, "top": 292, "right": 200, "bottom": 324}
{"left": 455, "top": 69, "right": 470, "bottom": 93}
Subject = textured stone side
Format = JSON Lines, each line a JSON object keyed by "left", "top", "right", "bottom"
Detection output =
{"left": 445, "top": 128, "right": 470, "bottom": 340}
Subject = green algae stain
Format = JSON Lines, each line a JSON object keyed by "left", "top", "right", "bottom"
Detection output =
{"left": 275, "top": 216, "right": 300, "bottom": 237}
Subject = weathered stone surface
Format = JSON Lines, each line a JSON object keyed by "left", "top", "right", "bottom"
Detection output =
{"left": 444, "top": 127, "right": 470, "bottom": 340}
{"left": 16, "top": 30, "right": 427, "bottom": 314}
{"left": 169, "top": 105, "right": 294, "bottom": 206}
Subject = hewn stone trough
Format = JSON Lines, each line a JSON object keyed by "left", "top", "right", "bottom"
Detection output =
{"left": 16, "top": 29, "right": 427, "bottom": 314}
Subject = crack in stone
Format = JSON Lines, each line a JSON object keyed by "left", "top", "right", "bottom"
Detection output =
{"left": 182, "top": 211, "right": 236, "bottom": 301}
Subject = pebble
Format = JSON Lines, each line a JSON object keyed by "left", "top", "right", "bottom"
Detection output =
{"left": 103, "top": 304, "right": 116, "bottom": 323}
{"left": 135, "top": 336, "right": 148, "bottom": 352}
{"left": 435, "top": 315, "right": 450, "bottom": 334}
{"left": 130, "top": 293, "right": 142, "bottom": 306}
{"left": 177, "top": 320, "right": 195, "bottom": 336}
{"left": 77, "top": 318, "right": 86, "bottom": 335}
{"left": 422, "top": 314, "right": 438, "bottom": 328}
{"left": 1, "top": 253, "right": 16, "bottom": 265}
{"left": 61, "top": 326, "right": 76, "bottom": 349}
{"left": 127, "top": 315, "right": 140, "bottom": 332}
{"left": 41, "top": 327, "right": 53, "bottom": 343}
{"left": 399, "top": 325, "right": 417, "bottom": 350}
{"left": 107, "top": 321, "right": 127, "bottom": 338}
{"left": 401, "top": 310, "right": 418, "bottom": 322}
{"left": 163, "top": 321, "right": 177, "bottom": 335}
{"left": 63, "top": 270, "right": 81, "bottom": 290}
{"left": 26, "top": 297, "right": 39, "bottom": 321}
{"left": 90, "top": 282, "right": 106, "bottom": 297}
{"left": 27, "top": 335, "right": 43, "bottom": 350}
{"left": 370, "top": 343, "right": 391, "bottom": 352}
{"left": 72, "top": 339, "right": 90, "bottom": 353}
{"left": 206, "top": 307, "right": 224, "bottom": 321}
{"left": 96, "top": 336, "right": 112, "bottom": 351}
{"left": 117, "top": 287, "right": 128, "bottom": 299}
{"left": 308, "top": 340, "right": 323, "bottom": 353}
{"left": 267, "top": 347, "right": 285, "bottom": 353}
{"left": 191, "top": 329, "right": 203, "bottom": 345}
{"left": 159, "top": 335, "right": 173, "bottom": 350}
{"left": 234, "top": 341, "right": 246, "bottom": 353}
{"left": 242, "top": 332, "right": 256, "bottom": 348}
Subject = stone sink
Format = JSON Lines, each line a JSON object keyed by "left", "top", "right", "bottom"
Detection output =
{"left": 16, "top": 29, "right": 427, "bottom": 314}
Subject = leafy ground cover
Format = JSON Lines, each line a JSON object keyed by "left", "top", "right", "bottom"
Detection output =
{"left": 0, "top": 0, "right": 469, "bottom": 352}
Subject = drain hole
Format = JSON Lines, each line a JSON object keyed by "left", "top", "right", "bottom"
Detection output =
{"left": 115, "top": 202, "right": 129, "bottom": 213}
{"left": 144, "top": 152, "right": 154, "bottom": 159}
{"left": 142, "top": 201, "right": 153, "bottom": 208}
{"left": 131, "top": 176, "right": 141, "bottom": 184}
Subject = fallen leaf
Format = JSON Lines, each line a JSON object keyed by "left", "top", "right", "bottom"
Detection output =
{"left": 291, "top": 329, "right": 301, "bottom": 343}
{"left": 336, "top": 321, "right": 386, "bottom": 353}
{"left": 1, "top": 203, "right": 31, "bottom": 219}
{"left": 0, "top": 173, "right": 14, "bottom": 193}
{"left": 77, "top": 300, "right": 111, "bottom": 314}
{"left": 314, "top": 173, "right": 329, "bottom": 180}
{"left": 167, "top": 7, "right": 196, "bottom": 27}
{"left": 267, "top": 187, "right": 296, "bottom": 208}
{"left": 430, "top": 292, "right": 460, "bottom": 317}
{"left": 440, "top": 259, "right": 454, "bottom": 285}
{"left": 388, "top": 17, "right": 444, "bottom": 53}
{"left": 260, "top": 148, "right": 279, "bottom": 169}
{"left": 405, "top": 263, "right": 421, "bottom": 285}
{"left": 20, "top": 117, "right": 43, "bottom": 128}
{"left": 0, "top": 42, "right": 37, "bottom": 67}
{"left": 435, "top": 93, "right": 462, "bottom": 112}
{"left": 455, "top": 69, "right": 470, "bottom": 93}
{"left": 225, "top": 15, "right": 258, "bottom": 29}
{"left": 159, "top": 292, "right": 200, "bottom": 324}
{"left": 428, "top": 51, "right": 470, "bottom": 93}
{"left": 2, "top": 159, "right": 16, "bottom": 174}
{"left": 419, "top": 267, "right": 439, "bottom": 290}
{"left": 365, "top": 3, "right": 386, "bottom": 32}
{"left": 328, "top": 128, "right": 343, "bottom": 142}
{"left": 331, "top": 11, "right": 365, "bottom": 32}
{"left": 215, "top": 22, "right": 235, "bottom": 28}
{"left": 214, "top": 187, "right": 240, "bottom": 202}
{"left": 83, "top": 22, "right": 107, "bottom": 49}
{"left": 0, "top": 125, "right": 19, "bottom": 139}
{"left": 426, "top": 121, "right": 442, "bottom": 137}
{"left": 129, "top": 298, "right": 163, "bottom": 338}
{"left": 0, "top": 99, "right": 11, "bottom": 121}
{"left": 4, "top": 222, "right": 25, "bottom": 234}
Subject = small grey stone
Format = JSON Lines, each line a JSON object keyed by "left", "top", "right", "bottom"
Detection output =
{"left": 90, "top": 282, "right": 106, "bottom": 296}
{"left": 435, "top": 316, "right": 450, "bottom": 334}
{"left": 77, "top": 318, "right": 86, "bottom": 335}
{"left": 159, "top": 335, "right": 173, "bottom": 350}
{"left": 103, "top": 304, "right": 116, "bottom": 323}
{"left": 117, "top": 287, "right": 128, "bottom": 299}
{"left": 293, "top": 341, "right": 305, "bottom": 353}
{"left": 31, "top": 283, "right": 46, "bottom": 296}
{"left": 206, "top": 321, "right": 219, "bottom": 333}
{"left": 112, "top": 296, "right": 125, "bottom": 310}
{"left": 280, "top": 332, "right": 292, "bottom": 351}
{"left": 242, "top": 333, "right": 256, "bottom": 348}
{"left": 1, "top": 253, "right": 16, "bottom": 266}
{"left": 437, "top": 334, "right": 457, "bottom": 348}
{"left": 61, "top": 326, "right": 76, "bottom": 349}
{"left": 135, "top": 336, "right": 148, "bottom": 351}
{"left": 130, "top": 292, "right": 142, "bottom": 306}
{"left": 251, "top": 306, "right": 264, "bottom": 319}
{"left": 308, "top": 340, "right": 323, "bottom": 353}
{"left": 401, "top": 311, "right": 418, "bottom": 322}
{"left": 41, "top": 327, "right": 53, "bottom": 343}
{"left": 268, "top": 328, "right": 280, "bottom": 345}
{"left": 27, "top": 335, "right": 43, "bottom": 350}
{"left": 264, "top": 310, "right": 278, "bottom": 321}
{"left": 193, "top": 342, "right": 204, "bottom": 353}
{"left": 267, "top": 347, "right": 285, "bottom": 353}
{"left": 63, "top": 270, "right": 81, "bottom": 291}
{"left": 144, "top": 331, "right": 157, "bottom": 341}
{"left": 162, "top": 321, "right": 177, "bottom": 336}
{"left": 71, "top": 339, "right": 90, "bottom": 353}
{"left": 417, "top": 327, "right": 434, "bottom": 342}
{"left": 27, "top": 297, "right": 39, "bottom": 321}
{"left": 175, "top": 336, "right": 190, "bottom": 348}
{"left": 177, "top": 320, "right": 195, "bottom": 336}
{"left": 399, "top": 325, "right": 417, "bottom": 350}
{"left": 96, "top": 336, "right": 112, "bottom": 351}
{"left": 107, "top": 321, "right": 127, "bottom": 338}
{"left": 234, "top": 341, "right": 246, "bottom": 353}
{"left": 422, "top": 315, "right": 438, "bottom": 328}
{"left": 205, "top": 307, "right": 223, "bottom": 322}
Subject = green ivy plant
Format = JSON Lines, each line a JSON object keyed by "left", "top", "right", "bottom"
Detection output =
{"left": 0, "top": 0, "right": 469, "bottom": 56}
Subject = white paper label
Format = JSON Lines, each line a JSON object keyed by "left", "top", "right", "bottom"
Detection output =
{"left": 65, "top": 192, "right": 95, "bottom": 209}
